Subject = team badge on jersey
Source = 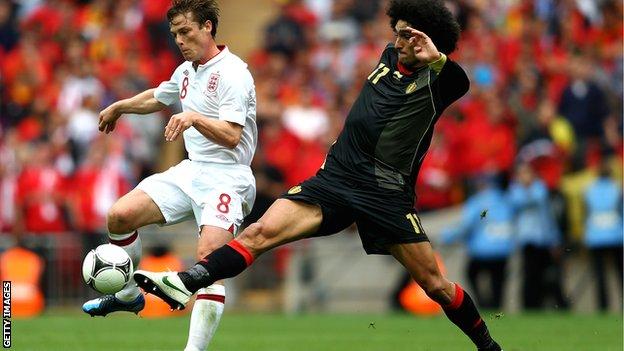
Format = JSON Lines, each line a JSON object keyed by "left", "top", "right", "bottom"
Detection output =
{"left": 406, "top": 81, "right": 417, "bottom": 94}
{"left": 288, "top": 185, "right": 302, "bottom": 194}
{"left": 207, "top": 73, "right": 220, "bottom": 93}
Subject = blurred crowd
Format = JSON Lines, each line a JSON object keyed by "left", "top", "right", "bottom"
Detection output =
{"left": 0, "top": 0, "right": 622, "bottom": 311}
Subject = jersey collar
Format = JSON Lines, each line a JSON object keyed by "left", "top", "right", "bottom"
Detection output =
{"left": 397, "top": 61, "right": 415, "bottom": 76}
{"left": 196, "top": 45, "right": 228, "bottom": 70}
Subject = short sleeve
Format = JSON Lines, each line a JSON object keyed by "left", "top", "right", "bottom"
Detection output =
{"left": 218, "top": 70, "right": 252, "bottom": 126}
{"left": 154, "top": 70, "right": 180, "bottom": 106}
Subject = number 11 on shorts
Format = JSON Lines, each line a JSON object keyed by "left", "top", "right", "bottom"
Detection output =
{"left": 406, "top": 213, "right": 423, "bottom": 234}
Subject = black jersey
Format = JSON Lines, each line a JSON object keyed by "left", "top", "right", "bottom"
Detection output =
{"left": 323, "top": 43, "right": 469, "bottom": 193}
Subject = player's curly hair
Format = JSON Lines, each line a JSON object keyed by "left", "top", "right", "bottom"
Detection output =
{"left": 386, "top": 0, "right": 460, "bottom": 54}
{"left": 167, "top": 0, "right": 220, "bottom": 37}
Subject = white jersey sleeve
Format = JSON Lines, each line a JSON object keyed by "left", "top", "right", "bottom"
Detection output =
{"left": 154, "top": 68, "right": 181, "bottom": 106}
{"left": 217, "top": 69, "right": 253, "bottom": 126}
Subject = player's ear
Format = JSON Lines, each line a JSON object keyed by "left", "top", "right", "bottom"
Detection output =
{"left": 203, "top": 20, "right": 213, "bottom": 35}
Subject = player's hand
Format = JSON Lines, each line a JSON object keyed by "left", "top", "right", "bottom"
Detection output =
{"left": 164, "top": 111, "right": 196, "bottom": 142}
{"left": 98, "top": 104, "right": 123, "bottom": 134}
{"left": 400, "top": 27, "right": 441, "bottom": 64}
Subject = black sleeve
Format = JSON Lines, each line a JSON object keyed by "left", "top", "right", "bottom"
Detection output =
{"left": 435, "top": 59, "right": 470, "bottom": 109}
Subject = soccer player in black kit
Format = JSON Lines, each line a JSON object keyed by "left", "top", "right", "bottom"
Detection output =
{"left": 135, "top": 1, "right": 503, "bottom": 349}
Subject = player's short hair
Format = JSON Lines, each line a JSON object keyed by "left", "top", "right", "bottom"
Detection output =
{"left": 386, "top": 0, "right": 460, "bottom": 54}
{"left": 167, "top": 0, "right": 220, "bottom": 37}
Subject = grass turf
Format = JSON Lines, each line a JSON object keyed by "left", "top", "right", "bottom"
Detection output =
{"left": 12, "top": 311, "right": 622, "bottom": 351}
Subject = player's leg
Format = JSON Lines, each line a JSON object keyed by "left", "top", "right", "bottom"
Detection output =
{"left": 351, "top": 187, "right": 497, "bottom": 349}
{"left": 85, "top": 162, "right": 200, "bottom": 316}
{"left": 83, "top": 188, "right": 166, "bottom": 316}
{"left": 187, "top": 198, "right": 322, "bottom": 280}
{"left": 107, "top": 188, "right": 167, "bottom": 233}
{"left": 134, "top": 198, "right": 323, "bottom": 308}
{"left": 185, "top": 226, "right": 233, "bottom": 351}
{"left": 136, "top": 172, "right": 355, "bottom": 309}
{"left": 110, "top": 188, "right": 167, "bottom": 298}
{"left": 389, "top": 241, "right": 501, "bottom": 351}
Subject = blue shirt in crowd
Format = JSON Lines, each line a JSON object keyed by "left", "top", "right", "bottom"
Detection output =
{"left": 508, "top": 180, "right": 561, "bottom": 248}
{"left": 442, "top": 187, "right": 515, "bottom": 259}
{"left": 584, "top": 177, "right": 623, "bottom": 248}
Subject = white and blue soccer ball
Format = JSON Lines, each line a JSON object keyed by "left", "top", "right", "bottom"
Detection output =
{"left": 82, "top": 244, "right": 133, "bottom": 294}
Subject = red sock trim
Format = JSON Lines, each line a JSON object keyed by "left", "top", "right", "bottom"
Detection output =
{"left": 445, "top": 282, "right": 464, "bottom": 310}
{"left": 196, "top": 294, "right": 225, "bottom": 304}
{"left": 110, "top": 231, "right": 138, "bottom": 247}
{"left": 227, "top": 240, "right": 254, "bottom": 266}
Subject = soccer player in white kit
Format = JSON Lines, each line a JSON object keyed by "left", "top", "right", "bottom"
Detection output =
{"left": 82, "top": 1, "right": 256, "bottom": 350}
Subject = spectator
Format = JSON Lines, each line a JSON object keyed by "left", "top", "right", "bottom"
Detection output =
{"left": 532, "top": 98, "right": 576, "bottom": 156}
{"left": 583, "top": 158, "right": 623, "bottom": 311}
{"left": 558, "top": 53, "right": 609, "bottom": 167}
{"left": 264, "top": 3, "right": 306, "bottom": 57}
{"left": 318, "top": 0, "right": 359, "bottom": 45}
{"left": 0, "top": 129, "right": 19, "bottom": 232}
{"left": 0, "top": 0, "right": 19, "bottom": 52}
{"left": 509, "top": 162, "right": 569, "bottom": 310}
{"left": 442, "top": 174, "right": 515, "bottom": 309}
{"left": 69, "top": 138, "right": 129, "bottom": 255}
{"left": 57, "top": 61, "right": 103, "bottom": 116}
{"left": 281, "top": 87, "right": 329, "bottom": 142}
{"left": 66, "top": 94, "right": 100, "bottom": 164}
{"left": 14, "top": 140, "right": 68, "bottom": 234}
{"left": 517, "top": 98, "right": 576, "bottom": 190}
{"left": 460, "top": 92, "right": 516, "bottom": 176}
{"left": 415, "top": 132, "right": 459, "bottom": 211}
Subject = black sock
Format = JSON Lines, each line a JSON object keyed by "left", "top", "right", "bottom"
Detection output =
{"left": 442, "top": 283, "right": 498, "bottom": 350}
{"left": 178, "top": 243, "right": 251, "bottom": 293}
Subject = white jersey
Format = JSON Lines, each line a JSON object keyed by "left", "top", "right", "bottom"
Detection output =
{"left": 154, "top": 46, "right": 257, "bottom": 165}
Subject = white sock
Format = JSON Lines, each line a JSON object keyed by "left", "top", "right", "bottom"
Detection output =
{"left": 184, "top": 284, "right": 226, "bottom": 351}
{"left": 109, "top": 231, "right": 142, "bottom": 302}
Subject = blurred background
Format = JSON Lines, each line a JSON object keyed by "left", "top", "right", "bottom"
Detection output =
{"left": 0, "top": 0, "right": 622, "bottom": 320}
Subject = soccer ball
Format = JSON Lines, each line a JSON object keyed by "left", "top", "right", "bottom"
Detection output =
{"left": 82, "top": 244, "right": 133, "bottom": 294}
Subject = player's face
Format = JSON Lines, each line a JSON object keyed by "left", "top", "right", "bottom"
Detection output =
{"left": 170, "top": 13, "right": 213, "bottom": 62}
{"left": 394, "top": 20, "right": 418, "bottom": 66}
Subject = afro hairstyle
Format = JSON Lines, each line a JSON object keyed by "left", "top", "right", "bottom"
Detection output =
{"left": 386, "top": 0, "right": 461, "bottom": 54}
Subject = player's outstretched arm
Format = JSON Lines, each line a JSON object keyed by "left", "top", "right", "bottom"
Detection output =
{"left": 99, "top": 88, "right": 167, "bottom": 134}
{"left": 164, "top": 111, "right": 243, "bottom": 149}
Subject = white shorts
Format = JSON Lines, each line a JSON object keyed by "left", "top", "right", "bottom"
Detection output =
{"left": 136, "top": 159, "right": 256, "bottom": 235}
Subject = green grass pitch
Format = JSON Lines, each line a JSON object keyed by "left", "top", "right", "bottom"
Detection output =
{"left": 12, "top": 312, "right": 622, "bottom": 350}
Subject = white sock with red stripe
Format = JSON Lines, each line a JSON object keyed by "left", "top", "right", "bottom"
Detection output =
{"left": 109, "top": 231, "right": 142, "bottom": 302}
{"left": 184, "top": 284, "right": 225, "bottom": 351}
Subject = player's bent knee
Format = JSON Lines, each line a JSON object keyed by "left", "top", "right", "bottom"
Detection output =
{"left": 417, "top": 276, "right": 447, "bottom": 302}
{"left": 424, "top": 283, "right": 447, "bottom": 302}
{"left": 237, "top": 222, "right": 276, "bottom": 253}
{"left": 107, "top": 205, "right": 135, "bottom": 234}
{"left": 244, "top": 222, "right": 265, "bottom": 237}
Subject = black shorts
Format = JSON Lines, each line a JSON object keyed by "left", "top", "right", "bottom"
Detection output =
{"left": 281, "top": 170, "right": 429, "bottom": 255}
